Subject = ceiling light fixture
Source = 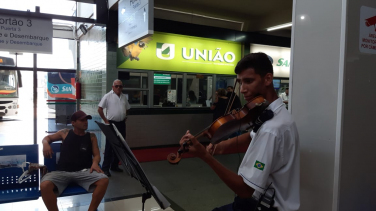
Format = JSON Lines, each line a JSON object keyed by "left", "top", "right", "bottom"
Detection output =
{"left": 301, "top": 16, "right": 305, "bottom": 20}
{"left": 266, "top": 22, "right": 293, "bottom": 31}
{"left": 154, "top": 7, "right": 244, "bottom": 31}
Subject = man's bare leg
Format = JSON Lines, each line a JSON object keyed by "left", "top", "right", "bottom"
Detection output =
{"left": 88, "top": 178, "right": 109, "bottom": 211}
{"left": 40, "top": 181, "right": 59, "bottom": 211}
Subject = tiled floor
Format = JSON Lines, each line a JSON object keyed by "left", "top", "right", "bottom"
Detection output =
{"left": 0, "top": 155, "right": 241, "bottom": 211}
{"left": 0, "top": 195, "right": 174, "bottom": 211}
{"left": 1, "top": 113, "right": 242, "bottom": 211}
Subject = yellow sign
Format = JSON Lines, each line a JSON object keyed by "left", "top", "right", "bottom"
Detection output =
{"left": 117, "top": 32, "right": 242, "bottom": 75}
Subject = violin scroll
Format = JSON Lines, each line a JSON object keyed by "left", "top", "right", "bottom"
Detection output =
{"left": 167, "top": 141, "right": 190, "bottom": 164}
{"left": 167, "top": 153, "right": 181, "bottom": 164}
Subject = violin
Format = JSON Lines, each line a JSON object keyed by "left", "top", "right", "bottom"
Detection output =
{"left": 167, "top": 95, "right": 270, "bottom": 164}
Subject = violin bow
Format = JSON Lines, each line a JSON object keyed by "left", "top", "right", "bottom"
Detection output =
{"left": 224, "top": 79, "right": 239, "bottom": 115}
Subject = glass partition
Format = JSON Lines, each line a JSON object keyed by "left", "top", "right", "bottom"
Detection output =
{"left": 153, "top": 73, "right": 182, "bottom": 107}
{"left": 119, "top": 71, "right": 148, "bottom": 107}
{"left": 37, "top": 39, "right": 77, "bottom": 69}
{"left": 186, "top": 74, "right": 212, "bottom": 107}
{"left": 0, "top": 70, "right": 33, "bottom": 145}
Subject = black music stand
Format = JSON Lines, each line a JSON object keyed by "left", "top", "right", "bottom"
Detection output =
{"left": 95, "top": 121, "right": 170, "bottom": 210}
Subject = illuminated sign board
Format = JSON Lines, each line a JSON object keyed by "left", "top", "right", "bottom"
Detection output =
{"left": 118, "top": 32, "right": 241, "bottom": 75}
{"left": 250, "top": 44, "right": 291, "bottom": 78}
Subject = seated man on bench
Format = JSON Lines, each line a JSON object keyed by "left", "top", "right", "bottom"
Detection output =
{"left": 40, "top": 110, "right": 109, "bottom": 211}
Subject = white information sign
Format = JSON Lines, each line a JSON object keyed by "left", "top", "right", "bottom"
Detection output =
{"left": 360, "top": 6, "right": 376, "bottom": 54}
{"left": 250, "top": 44, "right": 291, "bottom": 78}
{"left": 0, "top": 15, "right": 52, "bottom": 54}
{"left": 167, "top": 89, "right": 176, "bottom": 103}
{"left": 118, "top": 0, "right": 153, "bottom": 48}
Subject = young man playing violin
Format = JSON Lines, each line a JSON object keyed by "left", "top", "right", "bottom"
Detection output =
{"left": 179, "top": 53, "right": 300, "bottom": 211}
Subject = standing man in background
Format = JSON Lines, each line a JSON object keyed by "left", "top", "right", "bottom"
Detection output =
{"left": 226, "top": 86, "right": 242, "bottom": 110}
{"left": 98, "top": 79, "right": 131, "bottom": 177}
{"left": 279, "top": 87, "right": 289, "bottom": 109}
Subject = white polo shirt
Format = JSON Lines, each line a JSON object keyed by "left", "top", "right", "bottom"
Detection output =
{"left": 98, "top": 90, "right": 131, "bottom": 122}
{"left": 238, "top": 98, "right": 300, "bottom": 211}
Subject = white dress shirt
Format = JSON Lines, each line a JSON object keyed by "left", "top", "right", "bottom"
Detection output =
{"left": 98, "top": 90, "right": 131, "bottom": 122}
{"left": 238, "top": 98, "right": 300, "bottom": 211}
{"left": 280, "top": 92, "right": 289, "bottom": 102}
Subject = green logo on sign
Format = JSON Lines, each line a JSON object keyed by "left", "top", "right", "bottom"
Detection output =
{"left": 156, "top": 43, "right": 175, "bottom": 60}
{"left": 276, "top": 58, "right": 290, "bottom": 67}
{"left": 254, "top": 160, "right": 265, "bottom": 171}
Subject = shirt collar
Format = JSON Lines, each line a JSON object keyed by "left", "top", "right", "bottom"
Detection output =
{"left": 268, "top": 98, "right": 284, "bottom": 112}
{"left": 110, "top": 90, "right": 123, "bottom": 97}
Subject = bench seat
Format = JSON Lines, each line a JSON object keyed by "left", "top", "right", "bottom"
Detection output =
{"left": 0, "top": 145, "right": 40, "bottom": 204}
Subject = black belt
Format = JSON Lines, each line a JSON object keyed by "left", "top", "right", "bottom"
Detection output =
{"left": 109, "top": 119, "right": 126, "bottom": 123}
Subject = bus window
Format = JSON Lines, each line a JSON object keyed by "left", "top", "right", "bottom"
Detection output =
{"left": 0, "top": 70, "right": 18, "bottom": 98}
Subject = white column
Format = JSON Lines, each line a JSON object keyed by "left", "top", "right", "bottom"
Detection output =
{"left": 291, "top": 0, "right": 376, "bottom": 210}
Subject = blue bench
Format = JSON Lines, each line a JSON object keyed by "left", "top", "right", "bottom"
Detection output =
{"left": 44, "top": 142, "right": 89, "bottom": 197}
{"left": 0, "top": 145, "right": 40, "bottom": 204}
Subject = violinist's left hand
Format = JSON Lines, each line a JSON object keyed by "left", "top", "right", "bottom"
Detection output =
{"left": 180, "top": 130, "right": 209, "bottom": 159}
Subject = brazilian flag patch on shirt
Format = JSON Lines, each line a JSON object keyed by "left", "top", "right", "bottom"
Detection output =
{"left": 254, "top": 160, "right": 265, "bottom": 171}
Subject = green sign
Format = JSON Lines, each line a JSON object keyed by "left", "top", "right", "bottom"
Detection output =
{"left": 117, "top": 32, "right": 241, "bottom": 75}
{"left": 154, "top": 74, "right": 171, "bottom": 85}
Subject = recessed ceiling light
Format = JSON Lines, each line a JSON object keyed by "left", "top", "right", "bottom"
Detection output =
{"left": 266, "top": 23, "right": 293, "bottom": 31}
{"left": 301, "top": 16, "right": 305, "bottom": 20}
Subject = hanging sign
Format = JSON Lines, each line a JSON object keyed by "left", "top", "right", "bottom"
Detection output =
{"left": 0, "top": 15, "right": 52, "bottom": 54}
{"left": 118, "top": 0, "right": 154, "bottom": 48}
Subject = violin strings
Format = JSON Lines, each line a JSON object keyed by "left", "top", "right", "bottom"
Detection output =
{"left": 224, "top": 80, "right": 238, "bottom": 115}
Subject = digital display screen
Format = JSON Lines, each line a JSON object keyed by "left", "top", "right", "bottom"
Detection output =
{"left": 273, "top": 79, "right": 281, "bottom": 88}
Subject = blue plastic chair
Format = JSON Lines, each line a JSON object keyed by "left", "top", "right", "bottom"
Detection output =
{"left": 43, "top": 142, "right": 88, "bottom": 197}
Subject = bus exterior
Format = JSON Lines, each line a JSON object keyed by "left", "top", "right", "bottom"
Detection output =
{"left": 0, "top": 56, "right": 20, "bottom": 119}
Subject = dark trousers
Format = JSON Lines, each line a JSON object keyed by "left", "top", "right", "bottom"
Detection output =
{"left": 102, "top": 119, "right": 126, "bottom": 171}
{"left": 212, "top": 197, "right": 278, "bottom": 211}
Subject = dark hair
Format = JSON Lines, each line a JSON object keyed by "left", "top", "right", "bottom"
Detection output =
{"left": 227, "top": 86, "right": 234, "bottom": 89}
{"left": 234, "top": 52, "right": 273, "bottom": 76}
{"left": 188, "top": 90, "right": 197, "bottom": 101}
{"left": 217, "top": 88, "right": 226, "bottom": 97}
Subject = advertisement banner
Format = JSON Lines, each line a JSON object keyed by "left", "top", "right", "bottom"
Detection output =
{"left": 47, "top": 72, "right": 76, "bottom": 99}
{"left": 117, "top": 32, "right": 241, "bottom": 75}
